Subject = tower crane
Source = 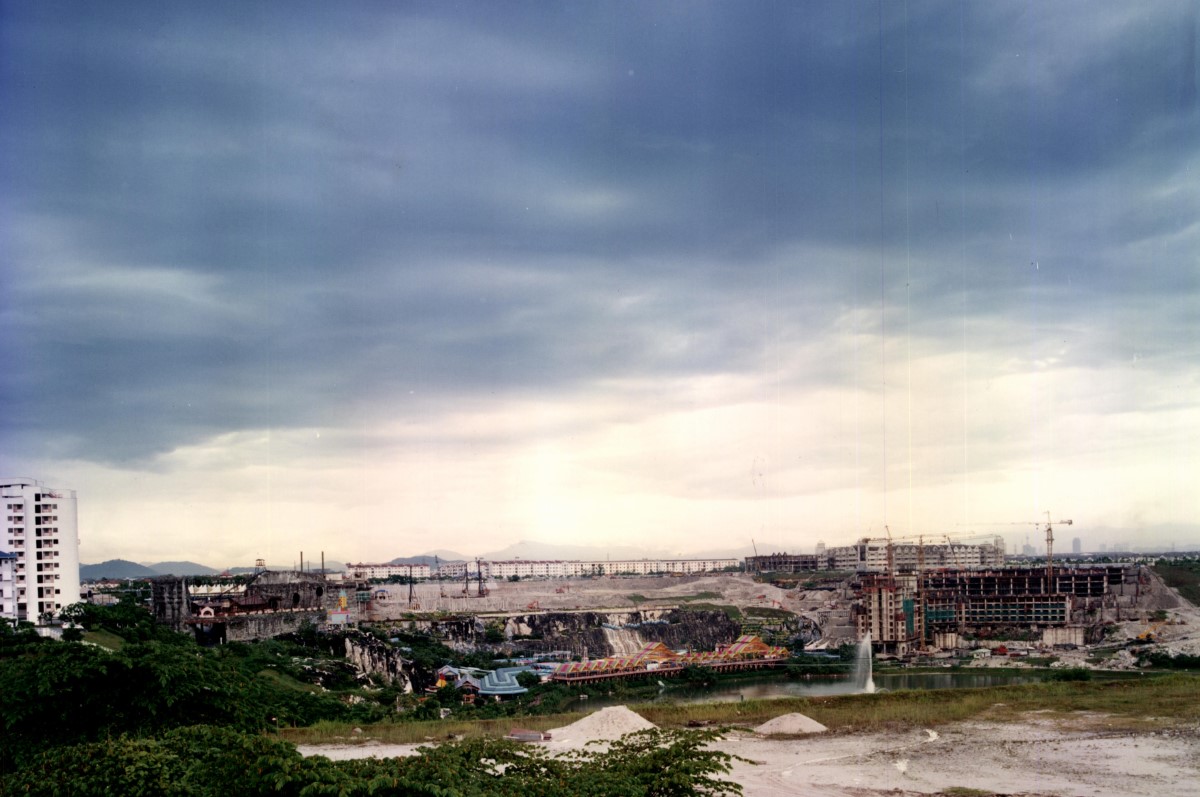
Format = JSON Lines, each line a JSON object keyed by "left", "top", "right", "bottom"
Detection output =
{"left": 1041, "top": 514, "right": 1073, "bottom": 588}
{"left": 966, "top": 514, "right": 1073, "bottom": 589}
{"left": 884, "top": 526, "right": 895, "bottom": 588}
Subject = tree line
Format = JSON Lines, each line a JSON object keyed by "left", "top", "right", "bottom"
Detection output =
{"left": 1, "top": 603, "right": 743, "bottom": 796}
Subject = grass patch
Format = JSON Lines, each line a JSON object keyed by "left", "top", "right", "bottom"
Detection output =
{"left": 743, "top": 607, "right": 794, "bottom": 620}
{"left": 633, "top": 673, "right": 1200, "bottom": 733}
{"left": 940, "top": 789, "right": 992, "bottom": 797}
{"left": 282, "top": 674, "right": 1200, "bottom": 746}
{"left": 257, "top": 668, "right": 325, "bottom": 694}
{"left": 686, "top": 603, "right": 742, "bottom": 621}
{"left": 82, "top": 629, "right": 125, "bottom": 650}
{"left": 1152, "top": 561, "right": 1200, "bottom": 606}
{"left": 684, "top": 591, "right": 723, "bottom": 601}
{"left": 625, "top": 591, "right": 723, "bottom": 605}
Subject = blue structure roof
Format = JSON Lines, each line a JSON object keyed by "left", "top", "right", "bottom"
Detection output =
{"left": 437, "top": 664, "right": 531, "bottom": 697}
{"left": 478, "top": 666, "right": 530, "bottom": 697}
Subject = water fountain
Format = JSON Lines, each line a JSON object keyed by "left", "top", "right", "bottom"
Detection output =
{"left": 853, "top": 633, "right": 876, "bottom": 694}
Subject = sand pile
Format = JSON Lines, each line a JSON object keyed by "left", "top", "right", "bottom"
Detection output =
{"left": 547, "top": 706, "right": 656, "bottom": 747}
{"left": 753, "top": 713, "right": 827, "bottom": 735}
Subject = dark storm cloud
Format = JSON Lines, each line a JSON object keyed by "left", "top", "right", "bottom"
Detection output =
{"left": 2, "top": 1, "right": 1197, "bottom": 466}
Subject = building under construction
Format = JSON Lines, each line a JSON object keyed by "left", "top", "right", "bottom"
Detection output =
{"left": 746, "top": 537, "right": 1006, "bottom": 574}
{"left": 828, "top": 537, "right": 1007, "bottom": 572}
{"left": 855, "top": 565, "right": 1137, "bottom": 656}
{"left": 745, "top": 552, "right": 822, "bottom": 573}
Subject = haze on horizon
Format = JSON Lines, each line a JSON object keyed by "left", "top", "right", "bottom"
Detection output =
{"left": 2, "top": 2, "right": 1198, "bottom": 566}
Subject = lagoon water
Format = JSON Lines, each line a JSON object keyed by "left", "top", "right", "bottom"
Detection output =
{"left": 666, "top": 670, "right": 1043, "bottom": 703}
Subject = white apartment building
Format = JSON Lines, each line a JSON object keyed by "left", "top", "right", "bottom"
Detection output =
{"left": 1, "top": 551, "right": 17, "bottom": 619}
{"left": 346, "top": 562, "right": 431, "bottom": 580}
{"left": 2, "top": 478, "right": 81, "bottom": 622}
{"left": 573, "top": 558, "right": 740, "bottom": 576}
{"left": 827, "top": 537, "right": 1005, "bottom": 573}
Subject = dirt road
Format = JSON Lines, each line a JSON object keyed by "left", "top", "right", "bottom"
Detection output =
{"left": 299, "top": 712, "right": 1200, "bottom": 797}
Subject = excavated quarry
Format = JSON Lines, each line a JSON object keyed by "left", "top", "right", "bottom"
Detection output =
{"left": 365, "top": 566, "right": 1200, "bottom": 665}
{"left": 377, "top": 572, "right": 855, "bottom": 654}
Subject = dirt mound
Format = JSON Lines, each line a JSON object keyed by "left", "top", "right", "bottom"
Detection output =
{"left": 547, "top": 706, "right": 656, "bottom": 746}
{"left": 753, "top": 712, "right": 827, "bottom": 735}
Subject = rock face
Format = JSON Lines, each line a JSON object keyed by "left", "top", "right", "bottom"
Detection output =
{"left": 391, "top": 608, "right": 742, "bottom": 657}
{"left": 344, "top": 634, "right": 415, "bottom": 693}
{"left": 500, "top": 609, "right": 742, "bottom": 657}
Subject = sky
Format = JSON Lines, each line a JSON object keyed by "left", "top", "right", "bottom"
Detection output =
{"left": 2, "top": 1, "right": 1198, "bottom": 566}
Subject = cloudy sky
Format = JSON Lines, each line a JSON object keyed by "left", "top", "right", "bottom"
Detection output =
{"left": 2, "top": 1, "right": 1198, "bottom": 566}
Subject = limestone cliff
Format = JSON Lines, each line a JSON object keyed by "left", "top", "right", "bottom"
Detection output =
{"left": 501, "top": 608, "right": 741, "bottom": 657}
{"left": 344, "top": 633, "right": 415, "bottom": 692}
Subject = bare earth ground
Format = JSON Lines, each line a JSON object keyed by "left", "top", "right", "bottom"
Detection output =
{"left": 335, "top": 570, "right": 1200, "bottom": 794}
{"left": 715, "top": 719, "right": 1200, "bottom": 797}
{"left": 298, "top": 711, "right": 1200, "bottom": 797}
{"left": 388, "top": 569, "right": 1200, "bottom": 660}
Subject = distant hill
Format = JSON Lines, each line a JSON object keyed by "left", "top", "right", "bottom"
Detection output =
{"left": 388, "top": 554, "right": 460, "bottom": 566}
{"left": 82, "top": 559, "right": 352, "bottom": 580}
{"left": 479, "top": 540, "right": 678, "bottom": 562}
{"left": 146, "top": 561, "right": 219, "bottom": 577}
{"left": 80, "top": 559, "right": 158, "bottom": 580}
{"left": 419, "top": 549, "right": 469, "bottom": 562}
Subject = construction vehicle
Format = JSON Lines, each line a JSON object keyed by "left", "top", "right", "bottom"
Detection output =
{"left": 1137, "top": 621, "right": 1167, "bottom": 642}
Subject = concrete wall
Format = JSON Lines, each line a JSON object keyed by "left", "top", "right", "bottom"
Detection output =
{"left": 1041, "top": 626, "right": 1086, "bottom": 646}
{"left": 221, "top": 609, "right": 326, "bottom": 642}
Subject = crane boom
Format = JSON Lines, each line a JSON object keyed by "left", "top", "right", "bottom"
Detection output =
{"left": 965, "top": 515, "right": 1072, "bottom": 587}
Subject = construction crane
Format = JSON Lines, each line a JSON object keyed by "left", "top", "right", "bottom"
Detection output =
{"left": 966, "top": 514, "right": 1073, "bottom": 589}
{"left": 866, "top": 529, "right": 997, "bottom": 572}
{"left": 1041, "top": 514, "right": 1073, "bottom": 588}
{"left": 884, "top": 526, "right": 895, "bottom": 588}
{"left": 943, "top": 535, "right": 964, "bottom": 570}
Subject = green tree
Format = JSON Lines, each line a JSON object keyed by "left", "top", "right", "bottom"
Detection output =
{"left": 584, "top": 728, "right": 743, "bottom": 797}
{"left": 0, "top": 619, "right": 48, "bottom": 658}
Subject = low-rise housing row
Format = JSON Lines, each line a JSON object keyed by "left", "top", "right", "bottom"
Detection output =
{"left": 437, "top": 558, "right": 740, "bottom": 580}
{"left": 346, "top": 563, "right": 432, "bottom": 581}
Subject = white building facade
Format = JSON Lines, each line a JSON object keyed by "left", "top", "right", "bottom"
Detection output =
{"left": 826, "top": 537, "right": 1005, "bottom": 573}
{"left": 0, "top": 551, "right": 17, "bottom": 619}
{"left": 2, "top": 478, "right": 81, "bottom": 621}
{"left": 435, "top": 558, "right": 739, "bottom": 580}
{"left": 346, "top": 562, "right": 432, "bottom": 580}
